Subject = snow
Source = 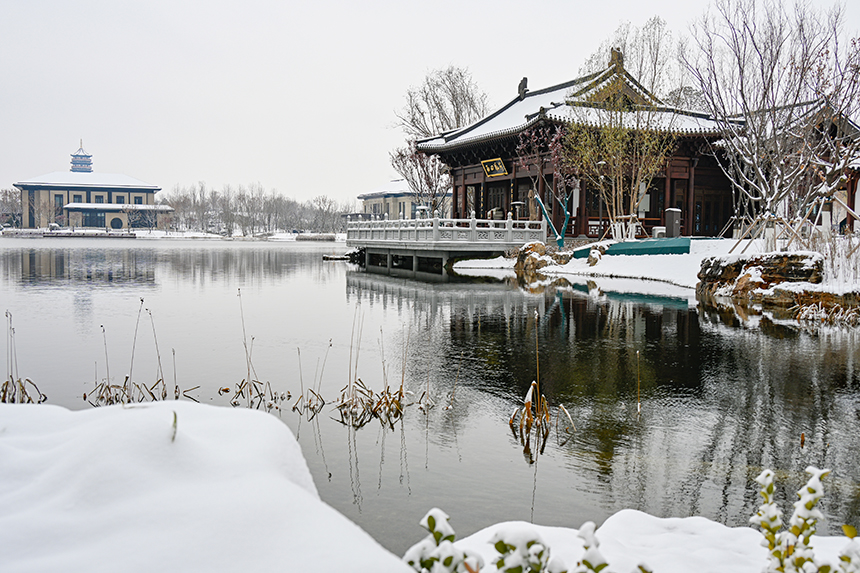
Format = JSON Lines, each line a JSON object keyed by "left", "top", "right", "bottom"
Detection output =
{"left": 453, "top": 239, "right": 738, "bottom": 294}
{"left": 14, "top": 171, "right": 160, "bottom": 190}
{"left": 0, "top": 402, "right": 410, "bottom": 573}
{"left": 357, "top": 178, "right": 414, "bottom": 200}
{"left": 454, "top": 510, "right": 850, "bottom": 573}
{"left": 1, "top": 401, "right": 855, "bottom": 572}
{"left": 418, "top": 68, "right": 722, "bottom": 153}
{"left": 454, "top": 237, "right": 860, "bottom": 300}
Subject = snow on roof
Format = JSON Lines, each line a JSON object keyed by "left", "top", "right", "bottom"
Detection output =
{"left": 545, "top": 105, "right": 723, "bottom": 134}
{"left": 14, "top": 171, "right": 160, "bottom": 191}
{"left": 417, "top": 65, "right": 723, "bottom": 154}
{"left": 357, "top": 179, "right": 415, "bottom": 200}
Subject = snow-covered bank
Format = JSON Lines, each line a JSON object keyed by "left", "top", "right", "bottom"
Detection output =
{"left": 451, "top": 509, "right": 851, "bottom": 573}
{"left": 0, "top": 228, "right": 347, "bottom": 242}
{"left": 0, "top": 402, "right": 409, "bottom": 573}
{"left": 454, "top": 239, "right": 739, "bottom": 290}
{"left": 1, "top": 401, "right": 855, "bottom": 573}
{"left": 453, "top": 238, "right": 860, "bottom": 302}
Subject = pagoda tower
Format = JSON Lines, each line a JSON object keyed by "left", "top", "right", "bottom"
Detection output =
{"left": 70, "top": 140, "right": 93, "bottom": 172}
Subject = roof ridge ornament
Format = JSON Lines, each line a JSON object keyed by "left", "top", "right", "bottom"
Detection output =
{"left": 610, "top": 48, "right": 623, "bottom": 70}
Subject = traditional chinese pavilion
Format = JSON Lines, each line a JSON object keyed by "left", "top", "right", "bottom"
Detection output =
{"left": 416, "top": 51, "right": 735, "bottom": 238}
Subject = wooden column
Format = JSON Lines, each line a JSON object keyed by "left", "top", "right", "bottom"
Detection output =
{"left": 686, "top": 159, "right": 698, "bottom": 235}
{"left": 461, "top": 176, "right": 468, "bottom": 219}
{"left": 577, "top": 181, "right": 588, "bottom": 236}
{"left": 848, "top": 171, "right": 858, "bottom": 233}
{"left": 452, "top": 174, "right": 459, "bottom": 218}
{"left": 663, "top": 171, "right": 671, "bottom": 226}
{"left": 538, "top": 167, "right": 545, "bottom": 225}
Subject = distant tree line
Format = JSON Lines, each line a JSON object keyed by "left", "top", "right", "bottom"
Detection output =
{"left": 160, "top": 183, "right": 354, "bottom": 235}
{"left": 0, "top": 188, "right": 22, "bottom": 226}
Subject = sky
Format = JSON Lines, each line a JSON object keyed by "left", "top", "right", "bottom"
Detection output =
{"left": 1, "top": 0, "right": 857, "bottom": 205}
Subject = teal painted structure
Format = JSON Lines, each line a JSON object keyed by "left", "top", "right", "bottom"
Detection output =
{"left": 572, "top": 237, "right": 692, "bottom": 258}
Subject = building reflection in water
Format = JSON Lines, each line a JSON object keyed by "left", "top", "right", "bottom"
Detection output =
{"left": 16, "top": 248, "right": 157, "bottom": 285}
{"left": 346, "top": 269, "right": 860, "bottom": 534}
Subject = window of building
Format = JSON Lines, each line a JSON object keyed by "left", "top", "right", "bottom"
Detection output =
{"left": 82, "top": 211, "right": 105, "bottom": 227}
{"left": 134, "top": 196, "right": 143, "bottom": 205}
{"left": 116, "top": 196, "right": 125, "bottom": 204}
{"left": 54, "top": 195, "right": 64, "bottom": 224}
{"left": 94, "top": 196, "right": 104, "bottom": 204}
{"left": 73, "top": 194, "right": 83, "bottom": 203}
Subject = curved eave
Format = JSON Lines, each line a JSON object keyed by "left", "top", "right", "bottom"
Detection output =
{"left": 418, "top": 110, "right": 723, "bottom": 155}
{"left": 544, "top": 109, "right": 724, "bottom": 137}
{"left": 416, "top": 115, "right": 544, "bottom": 154}
{"left": 416, "top": 70, "right": 606, "bottom": 154}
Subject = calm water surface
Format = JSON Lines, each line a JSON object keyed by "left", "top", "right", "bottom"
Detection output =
{"left": 2, "top": 237, "right": 859, "bottom": 555}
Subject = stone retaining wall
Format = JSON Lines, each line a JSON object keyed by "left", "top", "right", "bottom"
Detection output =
{"left": 696, "top": 252, "right": 860, "bottom": 307}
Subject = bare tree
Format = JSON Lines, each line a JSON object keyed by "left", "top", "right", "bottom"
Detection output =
{"left": 685, "top": 0, "right": 860, "bottom": 247}
{"left": 395, "top": 65, "right": 490, "bottom": 140}
{"left": 393, "top": 66, "right": 490, "bottom": 216}
{"left": 578, "top": 16, "right": 683, "bottom": 100}
{"left": 515, "top": 125, "right": 579, "bottom": 247}
{"left": 564, "top": 18, "right": 681, "bottom": 240}
{"left": 0, "top": 188, "right": 22, "bottom": 227}
{"left": 390, "top": 142, "right": 451, "bottom": 216}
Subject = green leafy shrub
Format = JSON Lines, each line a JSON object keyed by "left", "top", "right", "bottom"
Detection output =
{"left": 403, "top": 508, "right": 483, "bottom": 573}
{"left": 491, "top": 526, "right": 566, "bottom": 573}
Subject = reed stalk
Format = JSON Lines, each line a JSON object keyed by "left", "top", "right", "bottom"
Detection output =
{"left": 127, "top": 298, "right": 144, "bottom": 398}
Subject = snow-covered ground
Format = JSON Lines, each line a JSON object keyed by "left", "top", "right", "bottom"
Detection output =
{"left": 0, "top": 402, "right": 409, "bottom": 573}
{"left": 454, "top": 239, "right": 743, "bottom": 291}
{"left": 1, "top": 401, "right": 853, "bottom": 573}
{"left": 454, "top": 237, "right": 860, "bottom": 300}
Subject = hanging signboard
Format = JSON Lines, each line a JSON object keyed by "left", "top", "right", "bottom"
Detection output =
{"left": 481, "top": 158, "right": 508, "bottom": 178}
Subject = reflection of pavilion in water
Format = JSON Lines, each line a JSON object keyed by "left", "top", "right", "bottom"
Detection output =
{"left": 16, "top": 249, "right": 156, "bottom": 285}
{"left": 342, "top": 269, "right": 860, "bottom": 538}
{"left": 345, "top": 270, "right": 703, "bottom": 398}
{"left": 346, "top": 270, "right": 551, "bottom": 325}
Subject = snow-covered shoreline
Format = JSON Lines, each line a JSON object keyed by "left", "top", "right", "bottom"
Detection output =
{"left": 454, "top": 238, "right": 860, "bottom": 301}
{"left": 0, "top": 401, "right": 854, "bottom": 573}
{"left": 0, "top": 228, "right": 348, "bottom": 242}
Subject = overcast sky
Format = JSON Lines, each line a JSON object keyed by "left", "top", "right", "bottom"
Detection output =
{"left": 1, "top": 0, "right": 857, "bottom": 205}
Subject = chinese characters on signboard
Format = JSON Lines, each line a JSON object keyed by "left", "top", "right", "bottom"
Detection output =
{"left": 481, "top": 158, "right": 508, "bottom": 177}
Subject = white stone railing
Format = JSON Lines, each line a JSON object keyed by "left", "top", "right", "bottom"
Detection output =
{"left": 346, "top": 212, "right": 546, "bottom": 248}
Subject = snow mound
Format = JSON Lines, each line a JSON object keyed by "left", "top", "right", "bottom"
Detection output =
{"left": 454, "top": 509, "right": 850, "bottom": 573}
{"left": 0, "top": 402, "right": 410, "bottom": 573}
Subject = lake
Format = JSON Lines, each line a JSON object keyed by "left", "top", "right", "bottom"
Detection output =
{"left": 2, "top": 237, "right": 859, "bottom": 556}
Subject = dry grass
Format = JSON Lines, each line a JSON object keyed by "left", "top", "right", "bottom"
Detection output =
{"left": 3, "top": 310, "right": 47, "bottom": 404}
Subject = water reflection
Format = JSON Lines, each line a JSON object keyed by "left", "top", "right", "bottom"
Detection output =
{"left": 2, "top": 239, "right": 859, "bottom": 556}
{"left": 346, "top": 269, "right": 860, "bottom": 540}
{"left": 0, "top": 239, "right": 343, "bottom": 289}
{"left": 12, "top": 247, "right": 156, "bottom": 285}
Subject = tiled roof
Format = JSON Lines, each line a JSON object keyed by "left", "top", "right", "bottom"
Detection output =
{"left": 417, "top": 62, "right": 722, "bottom": 154}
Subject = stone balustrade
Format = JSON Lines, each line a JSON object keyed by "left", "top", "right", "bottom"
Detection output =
{"left": 346, "top": 211, "right": 546, "bottom": 251}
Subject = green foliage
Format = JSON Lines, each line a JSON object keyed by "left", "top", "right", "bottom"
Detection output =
{"left": 403, "top": 508, "right": 483, "bottom": 573}
{"left": 750, "top": 466, "right": 860, "bottom": 573}
{"left": 491, "top": 531, "right": 565, "bottom": 573}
